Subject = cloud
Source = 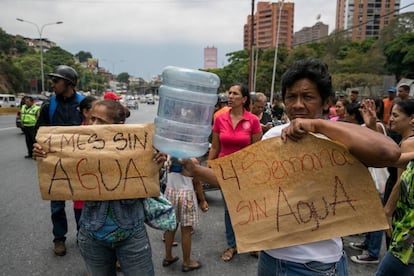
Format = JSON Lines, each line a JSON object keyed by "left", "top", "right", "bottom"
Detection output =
{"left": 3, "top": 0, "right": 413, "bottom": 78}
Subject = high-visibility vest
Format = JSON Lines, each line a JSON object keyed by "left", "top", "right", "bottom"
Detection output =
{"left": 21, "top": 104, "right": 40, "bottom": 127}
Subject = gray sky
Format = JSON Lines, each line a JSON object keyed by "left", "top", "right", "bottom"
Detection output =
{"left": 1, "top": 0, "right": 413, "bottom": 80}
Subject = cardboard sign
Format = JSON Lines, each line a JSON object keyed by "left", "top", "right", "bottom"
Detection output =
{"left": 36, "top": 124, "right": 160, "bottom": 200}
{"left": 208, "top": 134, "right": 388, "bottom": 253}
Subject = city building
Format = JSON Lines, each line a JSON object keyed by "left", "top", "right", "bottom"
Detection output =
{"left": 204, "top": 46, "right": 218, "bottom": 69}
{"left": 335, "top": 0, "right": 400, "bottom": 41}
{"left": 244, "top": 1, "right": 294, "bottom": 51}
{"left": 22, "top": 37, "right": 57, "bottom": 51}
{"left": 293, "top": 21, "right": 329, "bottom": 46}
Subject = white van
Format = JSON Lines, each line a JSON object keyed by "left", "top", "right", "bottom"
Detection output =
{"left": 0, "top": 94, "right": 17, "bottom": 107}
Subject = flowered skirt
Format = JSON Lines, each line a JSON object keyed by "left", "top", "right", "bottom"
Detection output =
{"left": 164, "top": 187, "right": 199, "bottom": 227}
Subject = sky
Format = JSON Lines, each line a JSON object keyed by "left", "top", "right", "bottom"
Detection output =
{"left": 1, "top": 0, "right": 414, "bottom": 80}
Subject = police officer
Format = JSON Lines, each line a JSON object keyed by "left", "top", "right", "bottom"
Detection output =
{"left": 33, "top": 65, "right": 84, "bottom": 256}
{"left": 21, "top": 96, "right": 40, "bottom": 158}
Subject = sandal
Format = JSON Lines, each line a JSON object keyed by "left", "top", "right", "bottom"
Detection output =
{"left": 182, "top": 261, "right": 202, "bottom": 272}
{"left": 222, "top": 247, "right": 237, "bottom": 262}
{"left": 162, "top": 256, "right": 179, "bottom": 267}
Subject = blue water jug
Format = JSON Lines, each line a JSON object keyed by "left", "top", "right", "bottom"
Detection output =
{"left": 153, "top": 66, "right": 219, "bottom": 159}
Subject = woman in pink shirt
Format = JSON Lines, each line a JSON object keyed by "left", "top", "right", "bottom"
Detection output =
{"left": 208, "top": 83, "right": 262, "bottom": 262}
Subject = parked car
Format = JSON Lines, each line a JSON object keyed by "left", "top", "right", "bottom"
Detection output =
{"left": 0, "top": 94, "right": 17, "bottom": 107}
{"left": 16, "top": 94, "right": 48, "bottom": 131}
{"left": 146, "top": 97, "right": 155, "bottom": 105}
{"left": 127, "top": 99, "right": 139, "bottom": 110}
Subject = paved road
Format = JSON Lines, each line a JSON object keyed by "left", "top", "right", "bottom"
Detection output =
{"left": 0, "top": 103, "right": 384, "bottom": 275}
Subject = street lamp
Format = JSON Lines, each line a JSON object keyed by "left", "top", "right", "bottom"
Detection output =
{"left": 270, "top": 0, "right": 284, "bottom": 105}
{"left": 16, "top": 18, "right": 63, "bottom": 93}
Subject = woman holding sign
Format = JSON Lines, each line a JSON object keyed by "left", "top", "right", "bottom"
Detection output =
{"left": 375, "top": 99, "right": 414, "bottom": 275}
{"left": 209, "top": 83, "right": 262, "bottom": 262}
{"left": 34, "top": 99, "right": 165, "bottom": 276}
{"left": 180, "top": 58, "right": 400, "bottom": 275}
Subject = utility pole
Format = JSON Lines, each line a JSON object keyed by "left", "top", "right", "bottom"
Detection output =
{"left": 248, "top": 0, "right": 255, "bottom": 92}
{"left": 270, "top": 0, "right": 284, "bottom": 105}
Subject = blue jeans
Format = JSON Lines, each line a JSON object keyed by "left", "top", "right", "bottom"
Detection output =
{"left": 51, "top": 200, "right": 67, "bottom": 242}
{"left": 258, "top": 251, "right": 349, "bottom": 276}
{"left": 364, "top": 231, "right": 383, "bottom": 258}
{"left": 223, "top": 194, "right": 236, "bottom": 248}
{"left": 78, "top": 228, "right": 154, "bottom": 276}
{"left": 375, "top": 251, "right": 414, "bottom": 276}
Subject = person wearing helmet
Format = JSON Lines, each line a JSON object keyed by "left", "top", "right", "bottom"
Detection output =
{"left": 213, "top": 93, "right": 230, "bottom": 121}
{"left": 218, "top": 93, "right": 228, "bottom": 105}
{"left": 33, "top": 65, "right": 85, "bottom": 257}
{"left": 47, "top": 65, "right": 79, "bottom": 90}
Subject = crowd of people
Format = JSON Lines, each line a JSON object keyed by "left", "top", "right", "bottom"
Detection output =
{"left": 22, "top": 60, "right": 414, "bottom": 275}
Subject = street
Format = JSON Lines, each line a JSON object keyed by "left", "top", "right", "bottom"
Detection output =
{"left": 0, "top": 102, "right": 383, "bottom": 275}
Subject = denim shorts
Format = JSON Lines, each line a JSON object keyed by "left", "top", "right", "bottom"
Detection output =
{"left": 258, "top": 251, "right": 348, "bottom": 276}
{"left": 78, "top": 228, "right": 154, "bottom": 276}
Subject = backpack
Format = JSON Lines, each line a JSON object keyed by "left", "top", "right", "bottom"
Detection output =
{"left": 48, "top": 93, "right": 85, "bottom": 124}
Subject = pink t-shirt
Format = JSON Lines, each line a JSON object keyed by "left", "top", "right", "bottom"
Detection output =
{"left": 213, "top": 109, "right": 261, "bottom": 158}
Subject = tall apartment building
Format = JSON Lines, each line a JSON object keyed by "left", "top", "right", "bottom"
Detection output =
{"left": 335, "top": 0, "right": 400, "bottom": 41}
{"left": 244, "top": 1, "right": 294, "bottom": 51}
{"left": 293, "top": 21, "right": 329, "bottom": 46}
{"left": 203, "top": 46, "right": 218, "bottom": 69}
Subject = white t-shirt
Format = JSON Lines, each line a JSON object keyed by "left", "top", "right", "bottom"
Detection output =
{"left": 167, "top": 172, "right": 194, "bottom": 190}
{"left": 262, "top": 123, "right": 343, "bottom": 264}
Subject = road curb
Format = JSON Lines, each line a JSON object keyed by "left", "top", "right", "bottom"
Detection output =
{"left": 0, "top": 107, "right": 19, "bottom": 115}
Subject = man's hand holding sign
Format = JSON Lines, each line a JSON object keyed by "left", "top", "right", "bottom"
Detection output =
{"left": 35, "top": 124, "right": 160, "bottom": 200}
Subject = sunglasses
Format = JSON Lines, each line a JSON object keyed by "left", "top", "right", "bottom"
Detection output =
{"left": 52, "top": 77, "right": 61, "bottom": 83}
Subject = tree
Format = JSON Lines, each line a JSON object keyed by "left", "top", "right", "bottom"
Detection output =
{"left": 12, "top": 53, "right": 42, "bottom": 92}
{"left": 255, "top": 47, "right": 289, "bottom": 95}
{"left": 204, "top": 49, "right": 249, "bottom": 92}
{"left": 43, "top": 46, "right": 74, "bottom": 69}
{"left": 379, "top": 12, "right": 414, "bottom": 80}
{"left": 0, "top": 28, "right": 13, "bottom": 55}
{"left": 14, "top": 35, "right": 29, "bottom": 54}
{"left": 0, "top": 57, "right": 25, "bottom": 93}
{"left": 117, "top": 72, "right": 130, "bottom": 84}
{"left": 75, "top": 51, "right": 92, "bottom": 63}
{"left": 383, "top": 33, "right": 414, "bottom": 80}
{"left": 378, "top": 12, "right": 414, "bottom": 44}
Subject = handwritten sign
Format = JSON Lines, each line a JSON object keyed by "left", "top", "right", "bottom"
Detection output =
{"left": 36, "top": 124, "right": 160, "bottom": 200}
{"left": 208, "top": 134, "right": 388, "bottom": 253}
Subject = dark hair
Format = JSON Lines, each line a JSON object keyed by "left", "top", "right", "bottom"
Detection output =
{"left": 93, "top": 99, "right": 126, "bottom": 124}
{"left": 281, "top": 58, "right": 333, "bottom": 103}
{"left": 395, "top": 99, "right": 414, "bottom": 117}
{"left": 79, "top": 96, "right": 97, "bottom": 114}
{"left": 374, "top": 98, "right": 384, "bottom": 121}
{"left": 399, "top": 84, "right": 410, "bottom": 92}
{"left": 345, "top": 102, "right": 364, "bottom": 124}
{"left": 336, "top": 98, "right": 350, "bottom": 106}
{"left": 229, "top": 83, "right": 250, "bottom": 110}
